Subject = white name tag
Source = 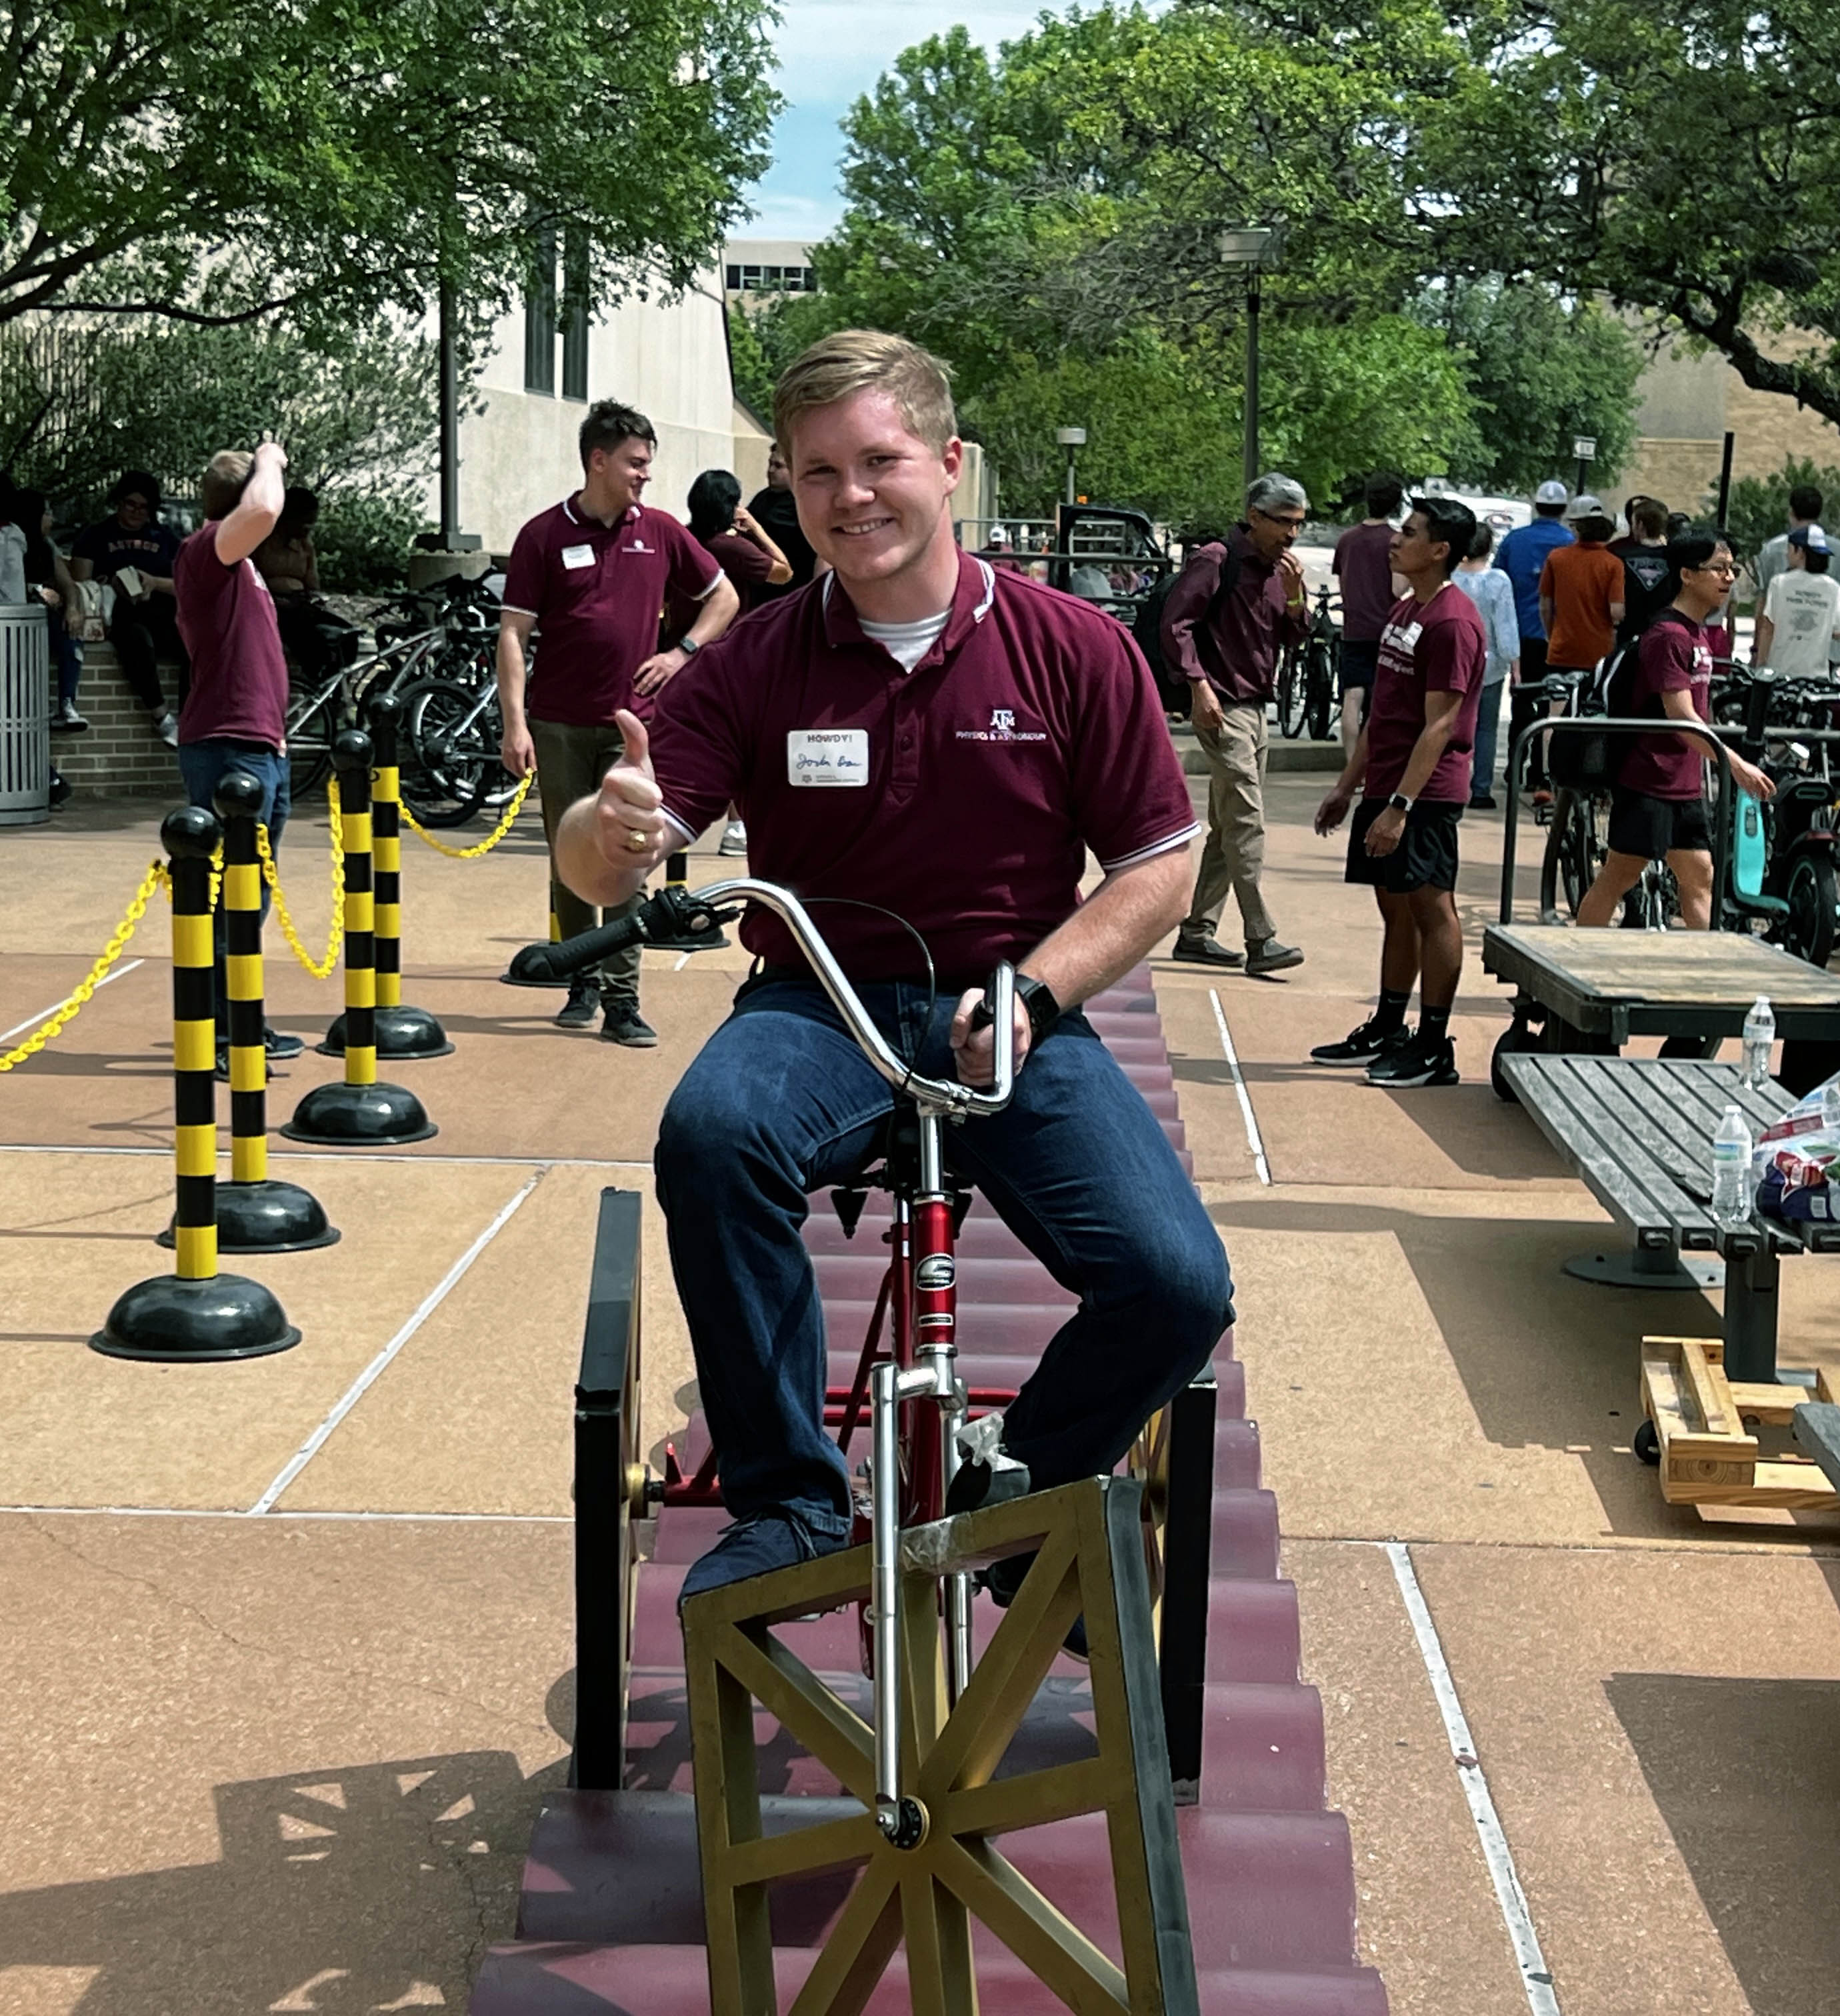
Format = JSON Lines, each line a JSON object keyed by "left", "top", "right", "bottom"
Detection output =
{"left": 787, "top": 729, "right": 869, "bottom": 787}
{"left": 561, "top": 543, "right": 595, "bottom": 570}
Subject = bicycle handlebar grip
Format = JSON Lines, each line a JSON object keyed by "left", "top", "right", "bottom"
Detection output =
{"left": 507, "top": 910, "right": 649, "bottom": 985}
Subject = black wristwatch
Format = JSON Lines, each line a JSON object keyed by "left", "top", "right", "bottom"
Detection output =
{"left": 1387, "top": 792, "right": 1413, "bottom": 813}
{"left": 1016, "top": 975, "right": 1061, "bottom": 1045}
{"left": 677, "top": 634, "right": 700, "bottom": 658}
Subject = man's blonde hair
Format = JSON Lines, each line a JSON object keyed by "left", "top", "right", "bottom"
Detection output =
{"left": 199, "top": 449, "right": 254, "bottom": 522}
{"left": 773, "top": 330, "right": 957, "bottom": 456}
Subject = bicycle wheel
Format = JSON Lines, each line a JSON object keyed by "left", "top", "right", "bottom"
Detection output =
{"left": 1539, "top": 790, "right": 1602, "bottom": 919}
{"left": 1277, "top": 645, "right": 1305, "bottom": 738}
{"left": 286, "top": 682, "right": 337, "bottom": 802}
{"left": 1305, "top": 640, "right": 1336, "bottom": 743}
{"left": 1784, "top": 853, "right": 1838, "bottom": 967}
{"left": 397, "top": 676, "right": 489, "bottom": 827}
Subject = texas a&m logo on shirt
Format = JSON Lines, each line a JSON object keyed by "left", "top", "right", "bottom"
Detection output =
{"left": 957, "top": 706, "right": 1047, "bottom": 745}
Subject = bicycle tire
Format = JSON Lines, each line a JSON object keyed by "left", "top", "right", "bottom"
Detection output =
{"left": 397, "top": 676, "right": 489, "bottom": 828}
{"left": 1305, "top": 639, "right": 1336, "bottom": 743}
{"left": 287, "top": 689, "right": 337, "bottom": 802}
{"left": 1785, "top": 853, "right": 1838, "bottom": 967}
{"left": 1277, "top": 645, "right": 1305, "bottom": 739}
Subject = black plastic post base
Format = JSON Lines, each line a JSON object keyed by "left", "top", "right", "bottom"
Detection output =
{"left": 91, "top": 1272, "right": 301, "bottom": 1362}
{"left": 319, "top": 1005, "right": 454, "bottom": 1060}
{"left": 280, "top": 1079, "right": 438, "bottom": 1146}
{"left": 157, "top": 1179, "right": 341, "bottom": 1254}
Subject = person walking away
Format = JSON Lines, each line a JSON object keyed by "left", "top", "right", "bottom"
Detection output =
{"left": 1535, "top": 494, "right": 1625, "bottom": 803}
{"left": 553, "top": 327, "right": 1228, "bottom": 1600}
{"left": 1615, "top": 497, "right": 1674, "bottom": 644}
{"left": 172, "top": 442, "right": 305, "bottom": 1067}
{"left": 1753, "top": 481, "right": 1823, "bottom": 622}
{"left": 1164, "top": 473, "right": 1311, "bottom": 975}
{"left": 1451, "top": 523, "right": 1519, "bottom": 809}
{"left": 1310, "top": 497, "right": 1487, "bottom": 1087}
{"left": 1494, "top": 481, "right": 1573, "bottom": 796}
{"left": 673, "top": 468, "right": 793, "bottom": 856}
{"left": 1754, "top": 523, "right": 1840, "bottom": 678}
{"left": 1331, "top": 473, "right": 1405, "bottom": 760}
{"left": 253, "top": 487, "right": 361, "bottom": 685}
{"left": 1578, "top": 530, "right": 1773, "bottom": 929}
{"left": 745, "top": 440, "right": 821, "bottom": 602}
{"left": 1607, "top": 495, "right": 1655, "bottom": 558}
{"left": 497, "top": 399, "right": 739, "bottom": 1045}
{"left": 69, "top": 472, "right": 185, "bottom": 745}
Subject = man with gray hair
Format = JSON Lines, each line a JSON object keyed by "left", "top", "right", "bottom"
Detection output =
{"left": 1161, "top": 473, "right": 1309, "bottom": 975}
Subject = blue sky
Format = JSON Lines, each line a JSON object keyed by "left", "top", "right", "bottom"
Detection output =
{"left": 742, "top": 0, "right": 1057, "bottom": 241}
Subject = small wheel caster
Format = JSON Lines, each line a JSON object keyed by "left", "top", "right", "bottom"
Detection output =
{"left": 1633, "top": 1420, "right": 1660, "bottom": 1466}
{"left": 877, "top": 1796, "right": 929, "bottom": 1850}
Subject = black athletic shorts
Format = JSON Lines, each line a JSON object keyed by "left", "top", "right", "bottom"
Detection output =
{"left": 1338, "top": 638, "right": 1380, "bottom": 694}
{"left": 1606, "top": 788, "right": 1711, "bottom": 860}
{"left": 1345, "top": 797, "right": 1463, "bottom": 893}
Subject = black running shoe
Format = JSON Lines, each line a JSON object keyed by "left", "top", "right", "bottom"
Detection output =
{"left": 555, "top": 979, "right": 598, "bottom": 1029}
{"left": 1309, "top": 1017, "right": 1411, "bottom": 1068}
{"left": 1365, "top": 1035, "right": 1459, "bottom": 1087}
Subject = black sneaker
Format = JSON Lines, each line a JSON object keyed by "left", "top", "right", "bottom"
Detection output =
{"left": 263, "top": 1027, "right": 305, "bottom": 1059}
{"left": 678, "top": 1507, "right": 849, "bottom": 1608}
{"left": 1310, "top": 1017, "right": 1411, "bottom": 1069}
{"left": 1365, "top": 1034, "right": 1459, "bottom": 1087}
{"left": 1170, "top": 933, "right": 1245, "bottom": 969}
{"left": 601, "top": 1005, "right": 659, "bottom": 1047}
{"left": 1245, "top": 937, "right": 1305, "bottom": 977}
{"left": 554, "top": 979, "right": 598, "bottom": 1029}
{"left": 1469, "top": 793, "right": 1498, "bottom": 811}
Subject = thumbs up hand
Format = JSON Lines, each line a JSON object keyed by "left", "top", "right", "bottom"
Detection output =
{"left": 593, "top": 710, "right": 667, "bottom": 867}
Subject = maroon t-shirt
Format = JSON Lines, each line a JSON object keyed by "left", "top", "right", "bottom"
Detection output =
{"left": 1160, "top": 527, "right": 1307, "bottom": 705}
{"left": 1332, "top": 521, "right": 1397, "bottom": 643}
{"left": 1621, "top": 613, "right": 1714, "bottom": 799}
{"left": 173, "top": 527, "right": 289, "bottom": 749}
{"left": 664, "top": 529, "right": 773, "bottom": 641}
{"left": 1363, "top": 584, "right": 1488, "bottom": 803}
{"left": 503, "top": 497, "right": 721, "bottom": 726}
{"left": 649, "top": 551, "right": 1199, "bottom": 981}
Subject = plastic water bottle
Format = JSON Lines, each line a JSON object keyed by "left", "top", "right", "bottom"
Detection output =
{"left": 1823, "top": 1079, "right": 1840, "bottom": 1137}
{"left": 1711, "top": 1105, "right": 1752, "bottom": 1222}
{"left": 1742, "top": 995, "right": 1775, "bottom": 1089}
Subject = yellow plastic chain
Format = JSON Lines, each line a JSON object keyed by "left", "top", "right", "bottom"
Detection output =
{"left": 399, "top": 772, "right": 533, "bottom": 858}
{"left": 0, "top": 861, "right": 165, "bottom": 1073}
{"left": 257, "top": 777, "right": 346, "bottom": 979}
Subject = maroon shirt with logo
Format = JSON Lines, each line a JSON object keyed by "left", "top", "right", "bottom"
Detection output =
{"left": 1363, "top": 584, "right": 1488, "bottom": 803}
{"left": 663, "top": 529, "right": 773, "bottom": 642}
{"left": 503, "top": 497, "right": 721, "bottom": 726}
{"left": 1161, "top": 527, "right": 1307, "bottom": 705}
{"left": 1332, "top": 521, "right": 1397, "bottom": 643}
{"left": 173, "top": 527, "right": 289, "bottom": 748}
{"left": 649, "top": 551, "right": 1199, "bottom": 981}
{"left": 1621, "top": 613, "right": 1714, "bottom": 799}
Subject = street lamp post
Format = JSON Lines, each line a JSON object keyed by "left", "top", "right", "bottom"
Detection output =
{"left": 1056, "top": 425, "right": 1086, "bottom": 507}
{"left": 1216, "top": 227, "right": 1278, "bottom": 497}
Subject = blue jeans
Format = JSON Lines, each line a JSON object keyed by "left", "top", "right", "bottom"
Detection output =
{"left": 1472, "top": 679, "right": 1507, "bottom": 799}
{"left": 177, "top": 741, "right": 289, "bottom": 1036}
{"left": 655, "top": 979, "right": 1235, "bottom": 1539}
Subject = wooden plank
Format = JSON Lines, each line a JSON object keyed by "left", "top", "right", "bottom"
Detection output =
{"left": 1503, "top": 1055, "right": 1693, "bottom": 1238}
{"left": 1727, "top": 1381, "right": 1817, "bottom": 1424}
{"left": 1679, "top": 1338, "right": 1737, "bottom": 1439}
{"left": 1487, "top": 926, "right": 1840, "bottom": 1008}
{"left": 1567, "top": 1057, "right": 1717, "bottom": 1239}
{"left": 1712, "top": 1460, "right": 1837, "bottom": 1510}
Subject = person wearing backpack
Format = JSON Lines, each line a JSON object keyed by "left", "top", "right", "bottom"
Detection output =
{"left": 1577, "top": 529, "right": 1774, "bottom": 929}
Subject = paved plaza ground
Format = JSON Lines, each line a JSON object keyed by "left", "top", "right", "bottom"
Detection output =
{"left": 2, "top": 772, "right": 1837, "bottom": 2015}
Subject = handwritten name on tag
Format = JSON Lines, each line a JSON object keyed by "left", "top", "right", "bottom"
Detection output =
{"left": 787, "top": 729, "right": 869, "bottom": 787}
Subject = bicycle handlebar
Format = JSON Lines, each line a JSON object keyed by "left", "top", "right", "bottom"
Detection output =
{"left": 509, "top": 880, "right": 1017, "bottom": 1116}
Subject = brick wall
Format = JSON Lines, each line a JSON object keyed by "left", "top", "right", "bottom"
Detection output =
{"left": 53, "top": 644, "right": 185, "bottom": 799}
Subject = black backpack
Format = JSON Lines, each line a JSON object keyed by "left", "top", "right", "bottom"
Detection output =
{"left": 1548, "top": 620, "right": 1671, "bottom": 789}
{"left": 1132, "top": 543, "right": 1241, "bottom": 715}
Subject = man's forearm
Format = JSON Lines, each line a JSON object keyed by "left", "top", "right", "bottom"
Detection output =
{"left": 1334, "top": 725, "right": 1370, "bottom": 796}
{"left": 1754, "top": 616, "right": 1774, "bottom": 665}
{"left": 689, "top": 577, "right": 740, "bottom": 645}
{"left": 1019, "top": 849, "right": 1189, "bottom": 1009}
{"left": 495, "top": 631, "right": 529, "bottom": 729}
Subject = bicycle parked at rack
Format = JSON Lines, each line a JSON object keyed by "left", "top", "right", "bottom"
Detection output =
{"left": 1276, "top": 583, "right": 1338, "bottom": 742}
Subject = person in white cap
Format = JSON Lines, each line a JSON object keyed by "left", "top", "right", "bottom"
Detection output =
{"left": 1494, "top": 480, "right": 1573, "bottom": 793}
{"left": 1755, "top": 522, "right": 1840, "bottom": 679}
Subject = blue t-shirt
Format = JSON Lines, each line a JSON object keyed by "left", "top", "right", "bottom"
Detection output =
{"left": 1493, "top": 517, "right": 1572, "bottom": 641}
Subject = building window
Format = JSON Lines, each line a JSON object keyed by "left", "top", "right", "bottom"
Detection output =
{"left": 561, "top": 233, "right": 589, "bottom": 401}
{"left": 725, "top": 264, "right": 742, "bottom": 289}
{"left": 524, "top": 231, "right": 556, "bottom": 395}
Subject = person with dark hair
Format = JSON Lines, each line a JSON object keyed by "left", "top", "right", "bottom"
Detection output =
{"left": 1311, "top": 497, "right": 1487, "bottom": 1087}
{"left": 69, "top": 470, "right": 183, "bottom": 744}
{"left": 1607, "top": 495, "right": 1655, "bottom": 557}
{"left": 497, "top": 398, "right": 740, "bottom": 1044}
{"left": 1578, "top": 532, "right": 1773, "bottom": 929}
{"left": 253, "top": 485, "right": 361, "bottom": 683}
{"left": 1450, "top": 521, "right": 1519, "bottom": 808}
{"left": 1755, "top": 522, "right": 1840, "bottom": 677}
{"left": 1753, "top": 481, "right": 1825, "bottom": 616}
{"left": 745, "top": 440, "right": 821, "bottom": 601}
{"left": 1331, "top": 472, "right": 1405, "bottom": 759}
{"left": 1615, "top": 497, "right": 1673, "bottom": 644}
{"left": 1494, "top": 481, "right": 1573, "bottom": 794}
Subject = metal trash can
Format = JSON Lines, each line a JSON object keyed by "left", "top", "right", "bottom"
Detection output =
{"left": 0, "top": 602, "right": 51, "bottom": 827}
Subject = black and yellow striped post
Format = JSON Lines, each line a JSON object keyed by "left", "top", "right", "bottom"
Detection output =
{"left": 283, "top": 731, "right": 437, "bottom": 1146}
{"left": 323, "top": 693, "right": 451, "bottom": 1059}
{"left": 91, "top": 806, "right": 299, "bottom": 1361}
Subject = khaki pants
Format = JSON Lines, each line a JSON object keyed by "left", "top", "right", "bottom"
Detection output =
{"left": 531, "top": 716, "right": 643, "bottom": 1009}
{"left": 1183, "top": 700, "right": 1277, "bottom": 947}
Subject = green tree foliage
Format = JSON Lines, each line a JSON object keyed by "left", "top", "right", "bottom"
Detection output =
{"left": 1, "top": 0, "right": 779, "bottom": 331}
{"left": 1720, "top": 456, "right": 1840, "bottom": 571}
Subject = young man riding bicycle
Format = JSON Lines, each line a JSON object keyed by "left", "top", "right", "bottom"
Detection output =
{"left": 554, "top": 330, "right": 1234, "bottom": 1600}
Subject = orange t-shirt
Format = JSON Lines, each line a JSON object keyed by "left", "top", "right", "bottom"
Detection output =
{"left": 1539, "top": 542, "right": 1625, "bottom": 668}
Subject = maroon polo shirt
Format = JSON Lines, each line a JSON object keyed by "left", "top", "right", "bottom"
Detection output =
{"left": 1332, "top": 521, "right": 1397, "bottom": 643}
{"left": 503, "top": 497, "right": 721, "bottom": 727}
{"left": 1363, "top": 583, "right": 1488, "bottom": 803}
{"left": 649, "top": 551, "right": 1199, "bottom": 981}
{"left": 1160, "top": 527, "right": 1306, "bottom": 705}
{"left": 173, "top": 527, "right": 289, "bottom": 748}
{"left": 1622, "top": 613, "right": 1714, "bottom": 799}
{"left": 663, "top": 529, "right": 773, "bottom": 641}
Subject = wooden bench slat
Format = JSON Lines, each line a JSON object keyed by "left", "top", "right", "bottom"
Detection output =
{"left": 1501, "top": 1054, "right": 1681, "bottom": 1239}
{"left": 1566, "top": 1057, "right": 1718, "bottom": 1239}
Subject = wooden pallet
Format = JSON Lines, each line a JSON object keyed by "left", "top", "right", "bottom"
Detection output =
{"left": 1640, "top": 1335, "right": 1839, "bottom": 1509}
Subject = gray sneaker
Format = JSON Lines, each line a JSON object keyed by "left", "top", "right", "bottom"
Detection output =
{"left": 601, "top": 1005, "right": 659, "bottom": 1047}
{"left": 1245, "top": 937, "right": 1305, "bottom": 977}
{"left": 1170, "top": 932, "right": 1245, "bottom": 969}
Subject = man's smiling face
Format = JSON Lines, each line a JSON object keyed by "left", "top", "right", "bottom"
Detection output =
{"left": 789, "top": 389, "right": 961, "bottom": 592}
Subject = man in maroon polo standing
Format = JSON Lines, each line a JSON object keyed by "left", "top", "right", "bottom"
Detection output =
{"left": 497, "top": 399, "right": 739, "bottom": 1045}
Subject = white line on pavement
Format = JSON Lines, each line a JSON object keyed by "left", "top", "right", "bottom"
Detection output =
{"left": 1207, "top": 988, "right": 1271, "bottom": 1184}
{"left": 245, "top": 1171, "right": 545, "bottom": 1515}
{"left": 1385, "top": 1541, "right": 1563, "bottom": 2016}
{"left": 1, "top": 959, "right": 144, "bottom": 1043}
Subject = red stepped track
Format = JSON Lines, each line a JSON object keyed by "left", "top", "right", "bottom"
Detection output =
{"left": 471, "top": 967, "right": 1387, "bottom": 2014}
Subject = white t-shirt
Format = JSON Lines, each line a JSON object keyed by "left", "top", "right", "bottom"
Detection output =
{"left": 1762, "top": 567, "right": 1840, "bottom": 677}
{"left": 859, "top": 609, "right": 951, "bottom": 673}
